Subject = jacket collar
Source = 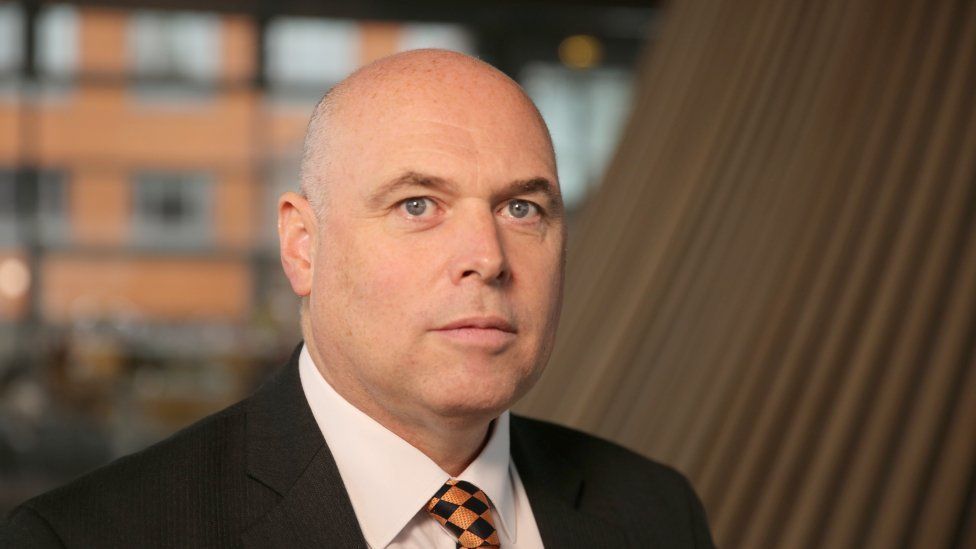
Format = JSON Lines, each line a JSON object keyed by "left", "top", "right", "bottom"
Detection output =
{"left": 241, "top": 343, "right": 367, "bottom": 547}
{"left": 510, "top": 416, "right": 629, "bottom": 547}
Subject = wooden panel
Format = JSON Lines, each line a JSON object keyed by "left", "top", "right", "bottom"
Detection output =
{"left": 516, "top": 0, "right": 976, "bottom": 546}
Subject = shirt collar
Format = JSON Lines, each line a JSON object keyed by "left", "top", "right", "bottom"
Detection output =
{"left": 298, "top": 344, "right": 516, "bottom": 548}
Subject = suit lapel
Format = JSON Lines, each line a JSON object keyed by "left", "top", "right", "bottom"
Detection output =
{"left": 240, "top": 344, "right": 367, "bottom": 548}
{"left": 510, "top": 416, "right": 629, "bottom": 548}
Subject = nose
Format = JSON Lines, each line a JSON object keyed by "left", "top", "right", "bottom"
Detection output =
{"left": 449, "top": 208, "right": 510, "bottom": 286}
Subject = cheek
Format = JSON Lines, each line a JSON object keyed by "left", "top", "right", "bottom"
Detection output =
{"left": 511, "top": 239, "right": 563, "bottom": 301}
{"left": 321, "top": 228, "right": 439, "bottom": 328}
{"left": 509, "top": 242, "right": 564, "bottom": 352}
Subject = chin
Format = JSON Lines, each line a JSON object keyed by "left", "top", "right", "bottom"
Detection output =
{"left": 428, "top": 389, "right": 515, "bottom": 420}
{"left": 434, "top": 373, "right": 537, "bottom": 418}
{"left": 419, "top": 351, "right": 543, "bottom": 417}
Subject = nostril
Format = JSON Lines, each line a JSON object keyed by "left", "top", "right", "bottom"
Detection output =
{"left": 460, "top": 268, "right": 508, "bottom": 283}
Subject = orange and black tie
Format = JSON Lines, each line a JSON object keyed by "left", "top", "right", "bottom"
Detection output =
{"left": 426, "top": 479, "right": 501, "bottom": 548}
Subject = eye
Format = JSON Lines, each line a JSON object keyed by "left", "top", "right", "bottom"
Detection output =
{"left": 504, "top": 199, "right": 541, "bottom": 220}
{"left": 399, "top": 197, "right": 436, "bottom": 218}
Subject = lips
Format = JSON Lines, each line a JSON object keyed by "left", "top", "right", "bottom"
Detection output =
{"left": 435, "top": 316, "right": 516, "bottom": 333}
{"left": 432, "top": 316, "right": 517, "bottom": 349}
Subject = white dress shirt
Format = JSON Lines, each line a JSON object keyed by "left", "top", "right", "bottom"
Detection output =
{"left": 298, "top": 345, "right": 546, "bottom": 548}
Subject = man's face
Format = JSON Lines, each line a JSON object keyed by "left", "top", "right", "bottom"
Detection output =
{"left": 304, "top": 78, "right": 565, "bottom": 424}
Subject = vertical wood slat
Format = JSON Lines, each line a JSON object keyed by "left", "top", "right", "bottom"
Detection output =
{"left": 711, "top": 1, "right": 936, "bottom": 542}
{"left": 771, "top": 2, "right": 966, "bottom": 546}
{"left": 677, "top": 0, "right": 885, "bottom": 486}
{"left": 566, "top": 0, "right": 760, "bottom": 428}
{"left": 612, "top": 0, "right": 804, "bottom": 451}
{"left": 833, "top": 6, "right": 976, "bottom": 547}
{"left": 515, "top": 0, "right": 976, "bottom": 546}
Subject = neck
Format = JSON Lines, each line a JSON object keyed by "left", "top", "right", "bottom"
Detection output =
{"left": 305, "top": 340, "right": 494, "bottom": 476}
{"left": 396, "top": 415, "right": 494, "bottom": 476}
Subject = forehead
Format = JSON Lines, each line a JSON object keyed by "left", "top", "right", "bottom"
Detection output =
{"left": 329, "top": 75, "right": 557, "bottom": 196}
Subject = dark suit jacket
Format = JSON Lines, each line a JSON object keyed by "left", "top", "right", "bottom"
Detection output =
{"left": 1, "top": 345, "right": 714, "bottom": 548}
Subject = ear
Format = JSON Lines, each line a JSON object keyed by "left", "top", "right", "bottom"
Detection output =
{"left": 278, "top": 191, "right": 317, "bottom": 298}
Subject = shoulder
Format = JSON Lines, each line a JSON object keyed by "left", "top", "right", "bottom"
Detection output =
{"left": 40, "top": 397, "right": 248, "bottom": 501}
{"left": 2, "top": 399, "right": 251, "bottom": 547}
{"left": 510, "top": 413, "right": 690, "bottom": 489}
{"left": 510, "top": 414, "right": 715, "bottom": 547}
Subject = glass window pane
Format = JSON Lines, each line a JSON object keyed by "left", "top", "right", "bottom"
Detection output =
{"left": 266, "top": 17, "right": 358, "bottom": 95}
{"left": 37, "top": 5, "right": 78, "bottom": 79}
{"left": 521, "top": 63, "right": 632, "bottom": 210}
{"left": 0, "top": 168, "right": 18, "bottom": 244}
{"left": 398, "top": 23, "right": 474, "bottom": 54}
{"left": 129, "top": 10, "right": 220, "bottom": 101}
{"left": 0, "top": 167, "right": 15, "bottom": 215}
{"left": 0, "top": 165, "right": 21, "bottom": 245}
{"left": 0, "top": 3, "right": 23, "bottom": 73}
{"left": 0, "top": 168, "right": 68, "bottom": 245}
{"left": 132, "top": 171, "right": 214, "bottom": 248}
{"left": 131, "top": 11, "right": 220, "bottom": 80}
{"left": 38, "top": 169, "right": 68, "bottom": 244}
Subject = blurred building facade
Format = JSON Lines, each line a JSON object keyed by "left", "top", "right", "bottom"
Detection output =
{"left": 0, "top": 1, "right": 648, "bottom": 512}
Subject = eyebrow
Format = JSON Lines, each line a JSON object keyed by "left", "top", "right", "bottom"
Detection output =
{"left": 368, "top": 171, "right": 564, "bottom": 215}
{"left": 367, "top": 172, "right": 458, "bottom": 208}
{"left": 508, "top": 177, "right": 564, "bottom": 216}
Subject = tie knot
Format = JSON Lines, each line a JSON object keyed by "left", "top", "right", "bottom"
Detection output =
{"left": 426, "top": 479, "right": 501, "bottom": 548}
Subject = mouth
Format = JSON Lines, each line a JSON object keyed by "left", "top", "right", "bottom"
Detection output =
{"left": 432, "top": 316, "right": 517, "bottom": 349}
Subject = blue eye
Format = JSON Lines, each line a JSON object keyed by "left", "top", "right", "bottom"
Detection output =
{"left": 402, "top": 197, "right": 432, "bottom": 217}
{"left": 507, "top": 199, "right": 538, "bottom": 219}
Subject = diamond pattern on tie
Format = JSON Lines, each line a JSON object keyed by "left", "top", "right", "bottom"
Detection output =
{"left": 426, "top": 479, "right": 501, "bottom": 548}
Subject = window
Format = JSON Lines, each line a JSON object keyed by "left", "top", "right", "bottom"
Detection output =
{"left": 1, "top": 4, "right": 77, "bottom": 98}
{"left": 0, "top": 169, "right": 15, "bottom": 243}
{"left": 37, "top": 5, "right": 78, "bottom": 81}
{"left": 132, "top": 171, "right": 213, "bottom": 248}
{"left": 265, "top": 17, "right": 359, "bottom": 101}
{"left": 398, "top": 23, "right": 474, "bottom": 54}
{"left": 0, "top": 3, "right": 23, "bottom": 98}
{"left": 37, "top": 170, "right": 68, "bottom": 244}
{"left": 0, "top": 3, "right": 23, "bottom": 73}
{"left": 521, "top": 63, "right": 633, "bottom": 210}
{"left": 129, "top": 11, "right": 221, "bottom": 101}
{"left": 0, "top": 167, "right": 67, "bottom": 244}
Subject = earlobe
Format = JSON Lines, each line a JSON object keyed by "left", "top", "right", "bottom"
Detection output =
{"left": 278, "top": 191, "right": 316, "bottom": 297}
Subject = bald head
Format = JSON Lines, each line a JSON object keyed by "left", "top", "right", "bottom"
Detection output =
{"left": 298, "top": 49, "right": 555, "bottom": 217}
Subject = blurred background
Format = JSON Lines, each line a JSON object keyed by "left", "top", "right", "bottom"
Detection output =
{"left": 2, "top": 0, "right": 975, "bottom": 548}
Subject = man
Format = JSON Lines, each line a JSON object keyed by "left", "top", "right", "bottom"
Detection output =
{"left": 1, "top": 50, "right": 714, "bottom": 548}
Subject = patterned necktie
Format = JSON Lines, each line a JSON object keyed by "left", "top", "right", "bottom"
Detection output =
{"left": 426, "top": 478, "right": 501, "bottom": 548}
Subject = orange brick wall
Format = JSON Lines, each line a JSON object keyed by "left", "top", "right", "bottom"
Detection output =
{"left": 42, "top": 255, "right": 251, "bottom": 321}
{"left": 79, "top": 9, "right": 127, "bottom": 74}
{"left": 70, "top": 167, "right": 129, "bottom": 246}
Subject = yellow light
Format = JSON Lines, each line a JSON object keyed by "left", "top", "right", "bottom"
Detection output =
{"left": 0, "top": 257, "right": 30, "bottom": 299}
{"left": 559, "top": 35, "right": 603, "bottom": 70}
